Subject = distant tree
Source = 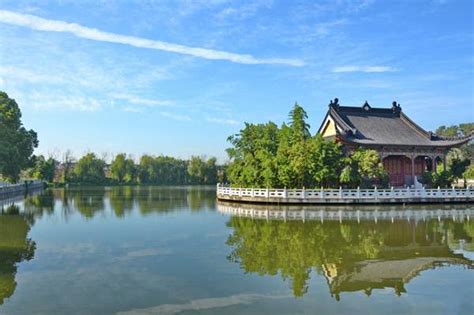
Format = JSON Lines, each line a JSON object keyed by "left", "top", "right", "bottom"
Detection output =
{"left": 29, "top": 155, "right": 56, "bottom": 182}
{"left": 0, "top": 92, "right": 38, "bottom": 182}
{"left": 138, "top": 155, "right": 156, "bottom": 184}
{"left": 188, "top": 156, "right": 206, "bottom": 184}
{"left": 204, "top": 157, "right": 218, "bottom": 184}
{"left": 110, "top": 153, "right": 136, "bottom": 184}
{"left": 61, "top": 150, "right": 75, "bottom": 183}
{"left": 436, "top": 123, "right": 473, "bottom": 137}
{"left": 72, "top": 153, "right": 106, "bottom": 184}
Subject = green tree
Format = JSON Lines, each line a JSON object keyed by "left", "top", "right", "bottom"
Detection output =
{"left": 463, "top": 165, "right": 474, "bottom": 180}
{"left": 110, "top": 153, "right": 136, "bottom": 184}
{"left": 72, "top": 153, "right": 106, "bottom": 184}
{"left": 309, "top": 135, "right": 344, "bottom": 187}
{"left": 227, "top": 122, "right": 280, "bottom": 187}
{"left": 0, "top": 92, "right": 38, "bottom": 182}
{"left": 29, "top": 155, "right": 56, "bottom": 182}
{"left": 447, "top": 148, "right": 470, "bottom": 184}
{"left": 340, "top": 149, "right": 388, "bottom": 188}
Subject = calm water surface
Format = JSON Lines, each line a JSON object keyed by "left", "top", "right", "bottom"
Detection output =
{"left": 0, "top": 186, "right": 473, "bottom": 315}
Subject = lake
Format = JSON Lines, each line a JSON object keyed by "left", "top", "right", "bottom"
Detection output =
{"left": 0, "top": 186, "right": 473, "bottom": 315}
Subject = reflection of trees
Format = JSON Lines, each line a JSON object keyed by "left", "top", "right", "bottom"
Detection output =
{"left": 68, "top": 188, "right": 106, "bottom": 219}
{"left": 109, "top": 186, "right": 134, "bottom": 217}
{"left": 226, "top": 217, "right": 473, "bottom": 298}
{"left": 136, "top": 186, "right": 215, "bottom": 215}
{"left": 23, "top": 189, "right": 55, "bottom": 219}
{"left": 16, "top": 186, "right": 216, "bottom": 219}
{"left": 0, "top": 206, "right": 35, "bottom": 305}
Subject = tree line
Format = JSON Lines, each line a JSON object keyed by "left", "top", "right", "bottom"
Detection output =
{"left": 28, "top": 152, "right": 223, "bottom": 185}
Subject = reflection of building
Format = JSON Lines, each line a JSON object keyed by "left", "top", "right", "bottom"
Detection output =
{"left": 223, "top": 202, "right": 474, "bottom": 299}
{"left": 217, "top": 202, "right": 473, "bottom": 222}
{"left": 322, "top": 244, "right": 472, "bottom": 300}
{"left": 318, "top": 99, "right": 471, "bottom": 186}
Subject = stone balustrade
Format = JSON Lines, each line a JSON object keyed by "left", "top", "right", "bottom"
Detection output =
{"left": 216, "top": 184, "right": 474, "bottom": 204}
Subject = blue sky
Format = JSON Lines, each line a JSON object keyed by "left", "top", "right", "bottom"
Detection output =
{"left": 0, "top": 0, "right": 473, "bottom": 161}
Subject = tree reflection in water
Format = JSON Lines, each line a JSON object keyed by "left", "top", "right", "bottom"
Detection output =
{"left": 0, "top": 205, "right": 36, "bottom": 306}
{"left": 225, "top": 207, "right": 473, "bottom": 299}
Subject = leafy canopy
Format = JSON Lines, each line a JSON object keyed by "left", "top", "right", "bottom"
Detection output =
{"left": 0, "top": 92, "right": 38, "bottom": 182}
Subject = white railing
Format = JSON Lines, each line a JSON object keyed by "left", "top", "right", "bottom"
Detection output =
{"left": 216, "top": 184, "right": 474, "bottom": 201}
{"left": 217, "top": 203, "right": 472, "bottom": 222}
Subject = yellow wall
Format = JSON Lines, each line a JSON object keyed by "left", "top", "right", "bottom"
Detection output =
{"left": 321, "top": 117, "right": 337, "bottom": 138}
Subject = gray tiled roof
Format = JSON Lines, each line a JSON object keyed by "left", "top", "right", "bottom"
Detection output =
{"left": 322, "top": 100, "right": 471, "bottom": 147}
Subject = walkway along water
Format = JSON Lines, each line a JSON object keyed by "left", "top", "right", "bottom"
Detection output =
{"left": 216, "top": 184, "right": 474, "bottom": 204}
{"left": 0, "top": 181, "right": 44, "bottom": 205}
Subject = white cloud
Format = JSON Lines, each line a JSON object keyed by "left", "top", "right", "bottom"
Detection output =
{"left": 332, "top": 65, "right": 396, "bottom": 73}
{"left": 31, "top": 94, "right": 103, "bottom": 112}
{"left": 113, "top": 94, "right": 174, "bottom": 107}
{"left": 160, "top": 111, "right": 192, "bottom": 122}
{"left": 313, "top": 19, "right": 347, "bottom": 38}
{"left": 206, "top": 117, "right": 239, "bottom": 125}
{"left": 116, "top": 293, "right": 288, "bottom": 315}
{"left": 0, "top": 10, "right": 304, "bottom": 66}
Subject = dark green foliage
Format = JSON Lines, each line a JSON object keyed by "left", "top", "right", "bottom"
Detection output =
{"left": 0, "top": 92, "right": 38, "bottom": 182}
{"left": 110, "top": 153, "right": 136, "bottom": 184}
{"left": 29, "top": 155, "right": 57, "bottom": 182}
{"left": 340, "top": 149, "right": 388, "bottom": 188}
{"left": 436, "top": 123, "right": 473, "bottom": 137}
{"left": 463, "top": 165, "right": 474, "bottom": 179}
{"left": 72, "top": 153, "right": 107, "bottom": 184}
{"left": 419, "top": 170, "right": 453, "bottom": 188}
{"left": 187, "top": 156, "right": 217, "bottom": 184}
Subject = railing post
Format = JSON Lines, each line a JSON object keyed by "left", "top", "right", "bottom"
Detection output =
{"left": 251, "top": 187, "right": 254, "bottom": 198}
{"left": 302, "top": 186, "right": 306, "bottom": 199}
{"left": 320, "top": 186, "right": 324, "bottom": 199}
{"left": 374, "top": 186, "right": 378, "bottom": 200}
{"left": 266, "top": 187, "right": 269, "bottom": 199}
{"left": 357, "top": 186, "right": 360, "bottom": 199}
{"left": 339, "top": 186, "right": 342, "bottom": 199}
{"left": 438, "top": 186, "right": 441, "bottom": 197}
{"left": 283, "top": 187, "right": 287, "bottom": 199}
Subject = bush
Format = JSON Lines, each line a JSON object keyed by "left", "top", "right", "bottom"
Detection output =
{"left": 419, "top": 170, "right": 453, "bottom": 188}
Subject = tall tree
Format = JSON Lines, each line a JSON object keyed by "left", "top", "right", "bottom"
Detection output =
{"left": 0, "top": 92, "right": 38, "bottom": 182}
{"left": 72, "top": 153, "right": 106, "bottom": 184}
{"left": 29, "top": 155, "right": 56, "bottom": 182}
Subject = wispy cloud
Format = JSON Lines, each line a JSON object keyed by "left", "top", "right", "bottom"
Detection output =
{"left": 313, "top": 19, "right": 347, "bottom": 38}
{"left": 206, "top": 117, "right": 239, "bottom": 126}
{"left": 331, "top": 65, "right": 397, "bottom": 73}
{"left": 30, "top": 93, "right": 103, "bottom": 112}
{"left": 0, "top": 10, "right": 304, "bottom": 66}
{"left": 113, "top": 94, "right": 173, "bottom": 107}
{"left": 116, "top": 293, "right": 289, "bottom": 315}
{"left": 160, "top": 111, "right": 192, "bottom": 122}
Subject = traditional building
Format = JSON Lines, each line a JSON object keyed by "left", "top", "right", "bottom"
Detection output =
{"left": 318, "top": 99, "right": 471, "bottom": 187}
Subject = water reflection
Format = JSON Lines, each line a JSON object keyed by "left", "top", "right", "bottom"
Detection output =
{"left": 0, "top": 205, "right": 36, "bottom": 306}
{"left": 220, "top": 202, "right": 473, "bottom": 299}
{"left": 18, "top": 186, "right": 216, "bottom": 220}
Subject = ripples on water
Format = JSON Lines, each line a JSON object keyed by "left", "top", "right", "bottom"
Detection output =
{"left": 0, "top": 186, "right": 473, "bottom": 315}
